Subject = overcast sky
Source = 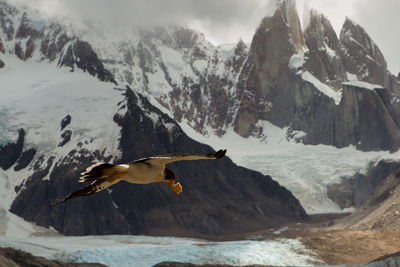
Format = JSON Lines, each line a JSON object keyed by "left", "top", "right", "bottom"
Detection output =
{"left": 9, "top": 0, "right": 400, "bottom": 74}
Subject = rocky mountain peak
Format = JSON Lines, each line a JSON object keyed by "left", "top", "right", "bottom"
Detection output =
{"left": 303, "top": 9, "right": 346, "bottom": 88}
{"left": 234, "top": 39, "right": 247, "bottom": 57}
{"left": 248, "top": 0, "right": 304, "bottom": 87}
{"left": 277, "top": 0, "right": 305, "bottom": 53}
{"left": 340, "top": 17, "right": 399, "bottom": 95}
{"left": 340, "top": 17, "right": 387, "bottom": 68}
{"left": 304, "top": 9, "right": 339, "bottom": 53}
{"left": 15, "top": 12, "right": 39, "bottom": 39}
{"left": 232, "top": 0, "right": 307, "bottom": 137}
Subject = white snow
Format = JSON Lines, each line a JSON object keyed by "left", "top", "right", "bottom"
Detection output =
{"left": 158, "top": 45, "right": 196, "bottom": 84}
{"left": 289, "top": 54, "right": 306, "bottom": 70}
{"left": 289, "top": 54, "right": 342, "bottom": 105}
{"left": 0, "top": 54, "right": 123, "bottom": 154}
{"left": 179, "top": 119, "right": 400, "bottom": 214}
{"left": 0, "top": 53, "right": 125, "bottom": 236}
{"left": 343, "top": 80, "right": 384, "bottom": 91}
{"left": 192, "top": 59, "right": 208, "bottom": 73}
{"left": 346, "top": 71, "right": 358, "bottom": 81}
{"left": 146, "top": 65, "right": 175, "bottom": 97}
{"left": 322, "top": 42, "right": 338, "bottom": 58}
{"left": 0, "top": 235, "right": 320, "bottom": 267}
{"left": 302, "top": 71, "right": 342, "bottom": 105}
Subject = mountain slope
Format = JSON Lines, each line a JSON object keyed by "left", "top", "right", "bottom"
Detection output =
{"left": 8, "top": 83, "right": 308, "bottom": 236}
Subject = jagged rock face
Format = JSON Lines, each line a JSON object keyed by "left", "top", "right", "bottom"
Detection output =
{"left": 114, "top": 25, "right": 249, "bottom": 137}
{"left": 11, "top": 87, "right": 308, "bottom": 236}
{"left": 233, "top": 3, "right": 400, "bottom": 151}
{"left": 340, "top": 18, "right": 400, "bottom": 95}
{"left": 294, "top": 83, "right": 400, "bottom": 151}
{"left": 59, "top": 40, "right": 115, "bottom": 83}
{"left": 303, "top": 11, "right": 346, "bottom": 88}
{"left": 14, "top": 12, "right": 38, "bottom": 60}
{"left": 341, "top": 18, "right": 386, "bottom": 68}
{"left": 233, "top": 0, "right": 305, "bottom": 137}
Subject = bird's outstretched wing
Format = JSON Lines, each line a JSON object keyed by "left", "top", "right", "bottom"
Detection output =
{"left": 143, "top": 149, "right": 227, "bottom": 166}
{"left": 50, "top": 177, "right": 120, "bottom": 207}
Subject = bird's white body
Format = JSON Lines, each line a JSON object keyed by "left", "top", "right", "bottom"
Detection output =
{"left": 119, "top": 162, "right": 165, "bottom": 184}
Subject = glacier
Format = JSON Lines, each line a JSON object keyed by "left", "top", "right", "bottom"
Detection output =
{"left": 178, "top": 120, "right": 400, "bottom": 214}
{"left": 0, "top": 235, "right": 320, "bottom": 267}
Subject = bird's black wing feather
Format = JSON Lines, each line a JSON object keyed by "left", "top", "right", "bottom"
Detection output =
{"left": 51, "top": 178, "right": 116, "bottom": 207}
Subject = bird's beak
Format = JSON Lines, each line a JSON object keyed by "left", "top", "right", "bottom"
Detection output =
{"left": 172, "top": 182, "right": 182, "bottom": 195}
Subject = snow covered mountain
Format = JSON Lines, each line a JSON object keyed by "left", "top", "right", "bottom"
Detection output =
{"left": 68, "top": 0, "right": 400, "bottom": 152}
{"left": 0, "top": 0, "right": 307, "bottom": 236}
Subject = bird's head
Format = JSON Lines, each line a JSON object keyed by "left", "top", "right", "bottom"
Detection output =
{"left": 164, "top": 167, "right": 176, "bottom": 181}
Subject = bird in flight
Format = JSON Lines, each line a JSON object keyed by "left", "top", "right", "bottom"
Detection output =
{"left": 51, "top": 149, "right": 226, "bottom": 206}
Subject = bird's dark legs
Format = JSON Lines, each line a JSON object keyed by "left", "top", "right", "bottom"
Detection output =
{"left": 166, "top": 179, "right": 182, "bottom": 195}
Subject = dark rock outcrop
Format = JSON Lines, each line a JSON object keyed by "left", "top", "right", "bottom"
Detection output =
{"left": 61, "top": 115, "right": 72, "bottom": 131}
{"left": 0, "top": 247, "right": 106, "bottom": 267}
{"left": 327, "top": 159, "right": 400, "bottom": 209}
{"left": 59, "top": 40, "right": 116, "bottom": 84}
{"left": 0, "top": 37, "right": 5, "bottom": 53}
{"left": 59, "top": 130, "right": 72, "bottom": 147}
{"left": 0, "top": 129, "right": 24, "bottom": 170}
{"left": 11, "top": 87, "right": 308, "bottom": 236}
{"left": 14, "top": 148, "right": 36, "bottom": 171}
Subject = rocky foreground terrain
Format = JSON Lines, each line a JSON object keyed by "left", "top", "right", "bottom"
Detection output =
{"left": 0, "top": 247, "right": 105, "bottom": 267}
{"left": 276, "top": 164, "right": 400, "bottom": 266}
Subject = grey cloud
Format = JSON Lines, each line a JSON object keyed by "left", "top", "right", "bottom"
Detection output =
{"left": 11, "top": 0, "right": 274, "bottom": 44}
{"left": 10, "top": 0, "right": 398, "bottom": 76}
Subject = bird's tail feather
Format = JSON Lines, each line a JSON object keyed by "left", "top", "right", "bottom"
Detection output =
{"left": 206, "top": 149, "right": 227, "bottom": 159}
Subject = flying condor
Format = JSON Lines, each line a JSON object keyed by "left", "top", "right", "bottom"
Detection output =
{"left": 51, "top": 149, "right": 227, "bottom": 206}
